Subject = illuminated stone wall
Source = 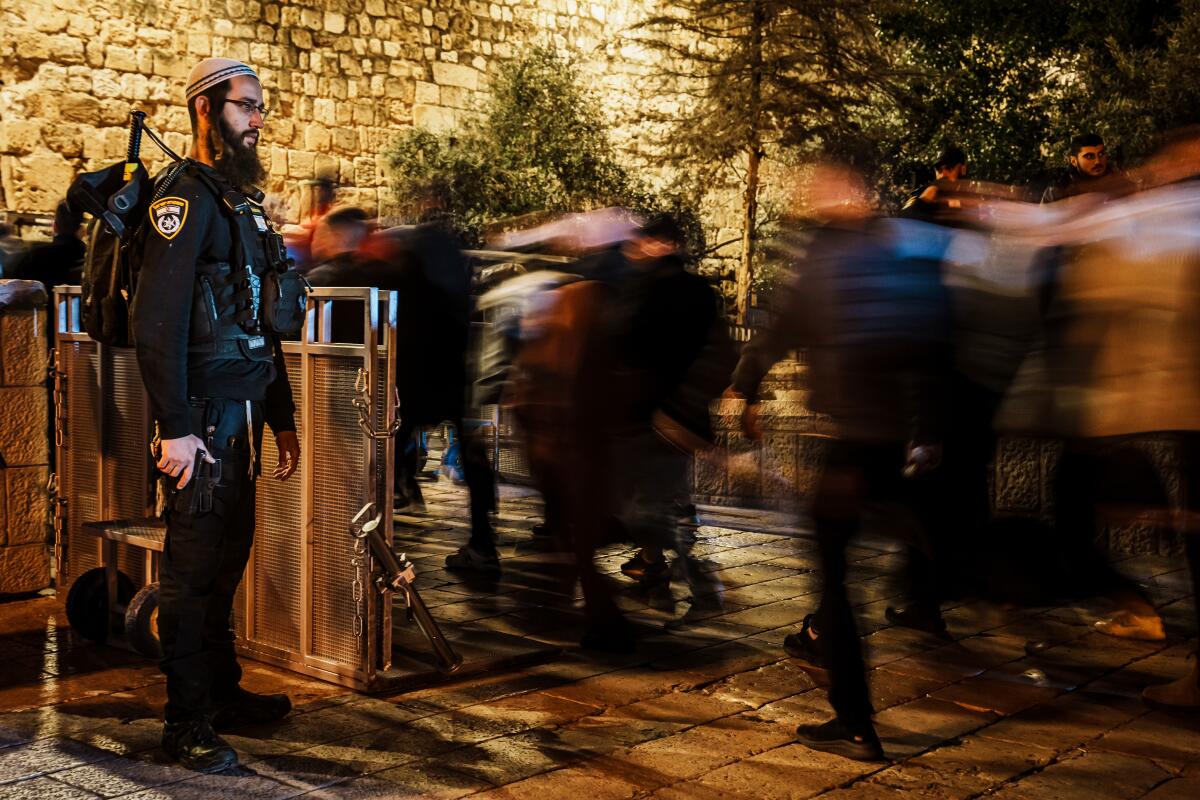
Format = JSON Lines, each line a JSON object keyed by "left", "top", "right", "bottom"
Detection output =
{"left": 0, "top": 296, "right": 50, "bottom": 594}
{"left": 1, "top": 0, "right": 668, "bottom": 223}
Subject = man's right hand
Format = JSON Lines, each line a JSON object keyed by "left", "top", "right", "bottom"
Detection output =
{"left": 157, "top": 434, "right": 216, "bottom": 489}
{"left": 741, "top": 402, "right": 763, "bottom": 442}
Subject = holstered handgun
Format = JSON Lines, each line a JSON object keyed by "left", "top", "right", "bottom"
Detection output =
{"left": 185, "top": 452, "right": 222, "bottom": 514}
{"left": 351, "top": 504, "right": 462, "bottom": 673}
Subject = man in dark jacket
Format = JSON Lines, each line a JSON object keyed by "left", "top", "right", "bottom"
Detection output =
{"left": 902, "top": 145, "right": 968, "bottom": 220}
{"left": 1041, "top": 133, "right": 1134, "bottom": 203}
{"left": 732, "top": 162, "right": 949, "bottom": 761}
{"left": 319, "top": 219, "right": 499, "bottom": 572}
{"left": 610, "top": 215, "right": 724, "bottom": 607}
{"left": 7, "top": 202, "right": 85, "bottom": 289}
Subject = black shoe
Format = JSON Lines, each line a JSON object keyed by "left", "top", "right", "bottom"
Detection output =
{"left": 445, "top": 544, "right": 501, "bottom": 573}
{"left": 620, "top": 553, "right": 669, "bottom": 585}
{"left": 394, "top": 481, "right": 427, "bottom": 512}
{"left": 210, "top": 687, "right": 292, "bottom": 731}
{"left": 885, "top": 604, "right": 949, "bottom": 638}
{"left": 783, "top": 614, "right": 824, "bottom": 666}
{"left": 795, "top": 718, "right": 885, "bottom": 762}
{"left": 162, "top": 718, "right": 239, "bottom": 773}
{"left": 665, "top": 595, "right": 725, "bottom": 630}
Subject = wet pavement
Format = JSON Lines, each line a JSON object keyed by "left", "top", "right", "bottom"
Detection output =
{"left": 1, "top": 480, "right": 1197, "bottom": 798}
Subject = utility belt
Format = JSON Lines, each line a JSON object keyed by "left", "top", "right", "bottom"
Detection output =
{"left": 157, "top": 397, "right": 263, "bottom": 518}
{"left": 187, "top": 396, "right": 264, "bottom": 476}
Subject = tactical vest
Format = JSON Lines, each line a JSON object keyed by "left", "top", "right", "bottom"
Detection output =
{"left": 186, "top": 168, "right": 302, "bottom": 365}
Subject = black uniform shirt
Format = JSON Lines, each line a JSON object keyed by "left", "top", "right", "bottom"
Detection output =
{"left": 131, "top": 163, "right": 295, "bottom": 440}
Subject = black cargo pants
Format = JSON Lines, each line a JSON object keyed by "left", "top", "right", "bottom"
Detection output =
{"left": 158, "top": 397, "right": 263, "bottom": 723}
{"left": 812, "top": 440, "right": 911, "bottom": 728}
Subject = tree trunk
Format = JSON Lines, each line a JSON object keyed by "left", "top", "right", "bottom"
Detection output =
{"left": 736, "top": 144, "right": 761, "bottom": 326}
{"left": 736, "top": 0, "right": 766, "bottom": 326}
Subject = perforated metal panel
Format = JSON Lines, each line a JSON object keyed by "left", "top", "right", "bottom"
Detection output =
{"left": 234, "top": 289, "right": 396, "bottom": 689}
{"left": 247, "top": 350, "right": 304, "bottom": 652}
{"left": 62, "top": 339, "right": 101, "bottom": 583}
{"left": 104, "top": 349, "right": 153, "bottom": 586}
{"left": 373, "top": 353, "right": 390, "bottom": 518}
{"left": 309, "top": 356, "right": 369, "bottom": 666}
{"left": 494, "top": 405, "right": 531, "bottom": 482}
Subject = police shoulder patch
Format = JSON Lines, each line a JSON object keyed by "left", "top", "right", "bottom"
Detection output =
{"left": 149, "top": 197, "right": 189, "bottom": 240}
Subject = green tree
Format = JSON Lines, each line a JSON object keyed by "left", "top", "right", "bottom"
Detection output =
{"left": 386, "top": 47, "right": 646, "bottom": 243}
{"left": 630, "top": 0, "right": 898, "bottom": 323}
{"left": 870, "top": 0, "right": 1198, "bottom": 199}
{"left": 1048, "top": 0, "right": 1200, "bottom": 162}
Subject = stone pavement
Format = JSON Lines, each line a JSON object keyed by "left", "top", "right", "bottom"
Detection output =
{"left": 1, "top": 480, "right": 1198, "bottom": 799}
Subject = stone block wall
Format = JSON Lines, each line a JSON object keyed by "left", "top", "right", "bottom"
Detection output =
{"left": 1, "top": 1, "right": 668, "bottom": 221}
{"left": 2, "top": 1, "right": 750, "bottom": 298}
{"left": 0, "top": 297, "right": 51, "bottom": 595}
{"left": 693, "top": 358, "right": 832, "bottom": 510}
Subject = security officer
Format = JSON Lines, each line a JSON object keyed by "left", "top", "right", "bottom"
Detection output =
{"left": 131, "top": 58, "right": 302, "bottom": 773}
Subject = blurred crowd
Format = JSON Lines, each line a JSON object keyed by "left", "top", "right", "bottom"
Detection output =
{"left": 10, "top": 125, "right": 1200, "bottom": 762}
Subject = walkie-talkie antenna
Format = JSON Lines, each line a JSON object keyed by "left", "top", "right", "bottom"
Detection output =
{"left": 142, "top": 123, "right": 184, "bottom": 163}
{"left": 122, "top": 110, "right": 146, "bottom": 181}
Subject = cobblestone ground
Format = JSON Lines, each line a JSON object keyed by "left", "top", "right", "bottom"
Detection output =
{"left": 1, "top": 480, "right": 1198, "bottom": 799}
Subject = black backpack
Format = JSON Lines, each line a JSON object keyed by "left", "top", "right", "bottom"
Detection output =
{"left": 67, "top": 111, "right": 186, "bottom": 347}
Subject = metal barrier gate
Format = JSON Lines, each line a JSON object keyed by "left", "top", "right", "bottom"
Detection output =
{"left": 54, "top": 286, "right": 555, "bottom": 692}
{"left": 52, "top": 289, "right": 157, "bottom": 592}
{"left": 234, "top": 286, "right": 398, "bottom": 689}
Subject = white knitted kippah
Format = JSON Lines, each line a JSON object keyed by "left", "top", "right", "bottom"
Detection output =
{"left": 185, "top": 58, "right": 259, "bottom": 102}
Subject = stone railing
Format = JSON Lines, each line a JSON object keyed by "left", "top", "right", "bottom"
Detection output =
{"left": 0, "top": 281, "right": 51, "bottom": 595}
{"left": 692, "top": 357, "right": 1188, "bottom": 556}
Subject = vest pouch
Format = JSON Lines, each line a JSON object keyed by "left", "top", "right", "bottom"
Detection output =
{"left": 262, "top": 268, "right": 308, "bottom": 336}
{"left": 187, "top": 274, "right": 220, "bottom": 345}
{"left": 237, "top": 334, "right": 271, "bottom": 360}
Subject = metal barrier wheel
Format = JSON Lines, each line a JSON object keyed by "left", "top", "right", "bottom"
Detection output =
{"left": 124, "top": 582, "right": 162, "bottom": 659}
{"left": 65, "top": 567, "right": 135, "bottom": 644}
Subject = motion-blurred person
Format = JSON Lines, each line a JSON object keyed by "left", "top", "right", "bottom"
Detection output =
{"left": 6, "top": 201, "right": 85, "bottom": 289}
{"left": 1129, "top": 128, "right": 1200, "bottom": 708}
{"left": 731, "top": 161, "right": 949, "bottom": 760}
{"left": 391, "top": 212, "right": 498, "bottom": 573}
{"left": 890, "top": 185, "right": 1052, "bottom": 630}
{"left": 474, "top": 266, "right": 581, "bottom": 555}
{"left": 1041, "top": 133, "right": 1133, "bottom": 203}
{"left": 303, "top": 207, "right": 377, "bottom": 343}
{"left": 307, "top": 202, "right": 498, "bottom": 572}
{"left": 507, "top": 273, "right": 631, "bottom": 650}
{"left": 0, "top": 222, "right": 28, "bottom": 277}
{"left": 306, "top": 207, "right": 372, "bottom": 275}
{"left": 609, "top": 214, "right": 728, "bottom": 614}
{"left": 1029, "top": 129, "right": 1200, "bottom": 704}
{"left": 286, "top": 177, "right": 337, "bottom": 271}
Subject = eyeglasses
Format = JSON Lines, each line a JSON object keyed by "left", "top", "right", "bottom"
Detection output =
{"left": 222, "top": 98, "right": 270, "bottom": 120}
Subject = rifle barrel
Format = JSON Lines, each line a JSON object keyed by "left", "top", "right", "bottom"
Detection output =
{"left": 360, "top": 521, "right": 462, "bottom": 673}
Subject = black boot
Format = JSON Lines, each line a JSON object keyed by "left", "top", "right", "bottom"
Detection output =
{"left": 162, "top": 718, "right": 239, "bottom": 772}
{"left": 795, "top": 717, "right": 885, "bottom": 762}
{"left": 210, "top": 687, "right": 292, "bottom": 731}
{"left": 782, "top": 614, "right": 825, "bottom": 666}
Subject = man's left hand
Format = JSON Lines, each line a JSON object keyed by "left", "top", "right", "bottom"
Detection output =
{"left": 274, "top": 430, "right": 300, "bottom": 480}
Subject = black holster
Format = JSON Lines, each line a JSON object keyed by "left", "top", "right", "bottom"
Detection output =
{"left": 163, "top": 398, "right": 263, "bottom": 517}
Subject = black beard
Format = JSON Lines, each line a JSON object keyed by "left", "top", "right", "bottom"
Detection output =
{"left": 212, "top": 115, "right": 265, "bottom": 190}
